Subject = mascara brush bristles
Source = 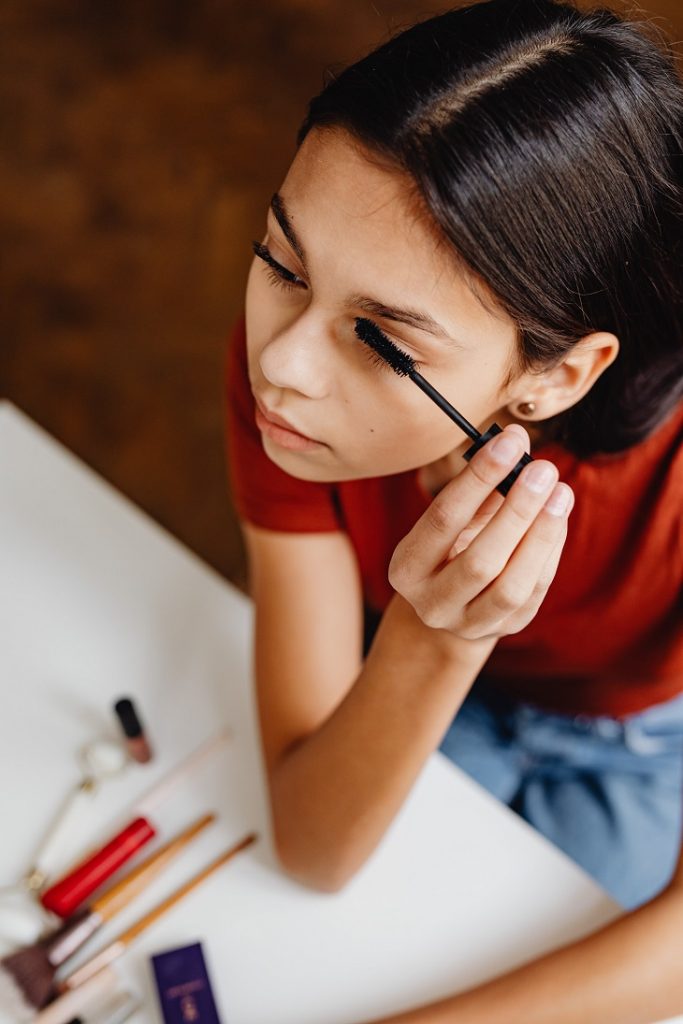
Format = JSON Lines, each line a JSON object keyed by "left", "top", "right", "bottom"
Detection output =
{"left": 353, "top": 316, "right": 480, "bottom": 441}
{"left": 354, "top": 316, "right": 415, "bottom": 377}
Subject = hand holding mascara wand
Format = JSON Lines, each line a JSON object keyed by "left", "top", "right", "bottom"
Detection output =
{"left": 353, "top": 316, "right": 574, "bottom": 645}
{"left": 353, "top": 318, "right": 534, "bottom": 496}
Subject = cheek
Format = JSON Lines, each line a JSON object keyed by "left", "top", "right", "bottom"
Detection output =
{"left": 358, "top": 363, "right": 504, "bottom": 465}
{"left": 354, "top": 383, "right": 458, "bottom": 461}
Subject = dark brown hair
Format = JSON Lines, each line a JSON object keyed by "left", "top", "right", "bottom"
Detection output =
{"left": 296, "top": 0, "right": 683, "bottom": 456}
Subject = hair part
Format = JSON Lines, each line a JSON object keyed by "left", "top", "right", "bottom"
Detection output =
{"left": 296, "top": 0, "right": 683, "bottom": 456}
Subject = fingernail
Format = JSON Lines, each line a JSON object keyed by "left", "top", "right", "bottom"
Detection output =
{"left": 523, "top": 462, "right": 556, "bottom": 492}
{"left": 545, "top": 483, "right": 572, "bottom": 516}
{"left": 489, "top": 433, "right": 521, "bottom": 464}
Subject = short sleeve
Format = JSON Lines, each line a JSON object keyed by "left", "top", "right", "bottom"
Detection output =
{"left": 224, "top": 312, "right": 342, "bottom": 532}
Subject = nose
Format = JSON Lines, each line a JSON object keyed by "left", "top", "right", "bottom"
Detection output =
{"left": 259, "top": 313, "right": 331, "bottom": 400}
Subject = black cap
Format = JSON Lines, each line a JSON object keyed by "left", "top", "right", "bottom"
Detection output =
{"left": 463, "top": 422, "right": 534, "bottom": 497}
{"left": 113, "top": 697, "right": 145, "bottom": 739}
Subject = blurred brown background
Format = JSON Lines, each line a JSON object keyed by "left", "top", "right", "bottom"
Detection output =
{"left": 2, "top": 0, "right": 681, "bottom": 594}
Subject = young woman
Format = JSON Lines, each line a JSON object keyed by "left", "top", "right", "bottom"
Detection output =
{"left": 225, "top": 0, "right": 683, "bottom": 1015}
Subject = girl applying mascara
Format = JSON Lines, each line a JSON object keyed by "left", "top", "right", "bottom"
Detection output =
{"left": 225, "top": 0, "right": 683, "bottom": 1019}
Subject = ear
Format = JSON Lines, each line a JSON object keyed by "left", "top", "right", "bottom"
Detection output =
{"left": 509, "top": 331, "right": 620, "bottom": 420}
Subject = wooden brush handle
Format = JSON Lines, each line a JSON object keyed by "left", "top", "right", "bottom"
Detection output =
{"left": 137, "top": 729, "right": 231, "bottom": 816}
{"left": 33, "top": 965, "right": 119, "bottom": 1023}
{"left": 93, "top": 812, "right": 215, "bottom": 920}
{"left": 121, "top": 831, "right": 258, "bottom": 944}
{"left": 62, "top": 832, "right": 258, "bottom": 991}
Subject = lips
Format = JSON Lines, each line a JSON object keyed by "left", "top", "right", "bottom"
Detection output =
{"left": 254, "top": 395, "right": 318, "bottom": 442}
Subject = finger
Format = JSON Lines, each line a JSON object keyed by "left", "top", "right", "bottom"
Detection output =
{"left": 512, "top": 524, "right": 569, "bottom": 624}
{"left": 446, "top": 489, "right": 505, "bottom": 559}
{"left": 450, "top": 457, "right": 560, "bottom": 589}
{"left": 483, "top": 525, "right": 569, "bottom": 637}
{"left": 391, "top": 425, "right": 531, "bottom": 584}
{"left": 503, "top": 488, "right": 575, "bottom": 629}
{"left": 466, "top": 484, "right": 507, "bottom": 524}
{"left": 462, "top": 484, "right": 573, "bottom": 629}
{"left": 505, "top": 422, "right": 534, "bottom": 445}
{"left": 471, "top": 422, "right": 530, "bottom": 524}
{"left": 426, "top": 461, "right": 564, "bottom": 612}
{"left": 444, "top": 525, "right": 569, "bottom": 641}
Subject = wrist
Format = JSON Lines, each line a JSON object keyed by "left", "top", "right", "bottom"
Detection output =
{"left": 387, "top": 592, "right": 498, "bottom": 668}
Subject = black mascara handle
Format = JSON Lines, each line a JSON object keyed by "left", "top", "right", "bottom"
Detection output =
{"left": 462, "top": 422, "right": 534, "bottom": 497}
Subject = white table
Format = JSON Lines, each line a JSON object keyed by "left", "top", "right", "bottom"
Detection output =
{"left": 1, "top": 399, "right": 665, "bottom": 1024}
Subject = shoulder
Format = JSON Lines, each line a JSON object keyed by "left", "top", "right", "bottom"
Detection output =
{"left": 544, "top": 401, "right": 682, "bottom": 569}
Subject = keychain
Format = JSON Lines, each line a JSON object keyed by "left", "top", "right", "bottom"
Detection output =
{"left": 0, "top": 738, "right": 129, "bottom": 948}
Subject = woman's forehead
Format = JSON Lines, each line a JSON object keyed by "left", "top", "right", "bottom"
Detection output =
{"left": 283, "top": 129, "right": 419, "bottom": 237}
{"left": 277, "top": 128, "right": 514, "bottom": 343}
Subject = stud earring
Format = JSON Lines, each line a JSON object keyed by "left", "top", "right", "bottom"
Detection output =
{"left": 516, "top": 401, "right": 536, "bottom": 417}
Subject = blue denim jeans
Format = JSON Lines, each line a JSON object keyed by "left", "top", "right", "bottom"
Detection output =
{"left": 439, "top": 681, "right": 683, "bottom": 910}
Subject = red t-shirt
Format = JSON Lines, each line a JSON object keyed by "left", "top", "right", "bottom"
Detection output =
{"left": 225, "top": 312, "right": 683, "bottom": 718}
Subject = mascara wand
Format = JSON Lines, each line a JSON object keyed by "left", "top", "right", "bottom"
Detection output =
{"left": 354, "top": 317, "right": 534, "bottom": 496}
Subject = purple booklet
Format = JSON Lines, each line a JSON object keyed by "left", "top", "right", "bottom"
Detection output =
{"left": 151, "top": 942, "right": 224, "bottom": 1024}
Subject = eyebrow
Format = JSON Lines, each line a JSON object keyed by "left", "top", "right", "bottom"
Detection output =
{"left": 269, "top": 192, "right": 456, "bottom": 343}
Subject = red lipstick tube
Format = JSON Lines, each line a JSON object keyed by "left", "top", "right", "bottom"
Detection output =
{"left": 40, "top": 816, "right": 156, "bottom": 918}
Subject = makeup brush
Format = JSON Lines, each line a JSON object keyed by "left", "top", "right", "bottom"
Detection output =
{"left": 32, "top": 966, "right": 119, "bottom": 1024}
{"left": 57, "top": 832, "right": 258, "bottom": 994}
{"left": 0, "top": 814, "right": 215, "bottom": 1019}
{"left": 354, "top": 317, "right": 534, "bottom": 496}
{"left": 40, "top": 728, "right": 231, "bottom": 919}
{"left": 67, "top": 988, "right": 140, "bottom": 1024}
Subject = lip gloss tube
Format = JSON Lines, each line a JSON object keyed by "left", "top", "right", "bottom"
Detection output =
{"left": 113, "top": 697, "right": 153, "bottom": 764}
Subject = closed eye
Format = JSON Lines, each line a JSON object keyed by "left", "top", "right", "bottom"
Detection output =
{"left": 251, "top": 239, "right": 424, "bottom": 374}
{"left": 251, "top": 240, "right": 306, "bottom": 291}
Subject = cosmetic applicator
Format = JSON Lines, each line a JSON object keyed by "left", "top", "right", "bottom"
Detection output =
{"left": 57, "top": 832, "right": 258, "bottom": 993}
{"left": 66, "top": 988, "right": 140, "bottom": 1024}
{"left": 39, "top": 728, "right": 231, "bottom": 919}
{"left": 0, "top": 815, "right": 215, "bottom": 1018}
{"left": 354, "top": 317, "right": 534, "bottom": 496}
{"left": 31, "top": 966, "right": 119, "bottom": 1024}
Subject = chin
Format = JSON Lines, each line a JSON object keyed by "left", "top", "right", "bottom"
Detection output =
{"left": 263, "top": 439, "right": 391, "bottom": 483}
{"left": 262, "top": 435, "right": 439, "bottom": 483}
{"left": 261, "top": 438, "right": 339, "bottom": 481}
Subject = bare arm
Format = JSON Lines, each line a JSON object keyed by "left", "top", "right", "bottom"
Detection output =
{"left": 248, "top": 522, "right": 495, "bottom": 892}
{"left": 359, "top": 760, "right": 683, "bottom": 1023}
{"left": 363, "top": 882, "right": 683, "bottom": 1024}
{"left": 246, "top": 426, "right": 571, "bottom": 892}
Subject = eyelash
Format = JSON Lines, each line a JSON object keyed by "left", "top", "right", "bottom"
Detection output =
{"left": 362, "top": 347, "right": 388, "bottom": 370}
{"left": 250, "top": 239, "right": 423, "bottom": 374}
{"left": 251, "top": 240, "right": 303, "bottom": 291}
